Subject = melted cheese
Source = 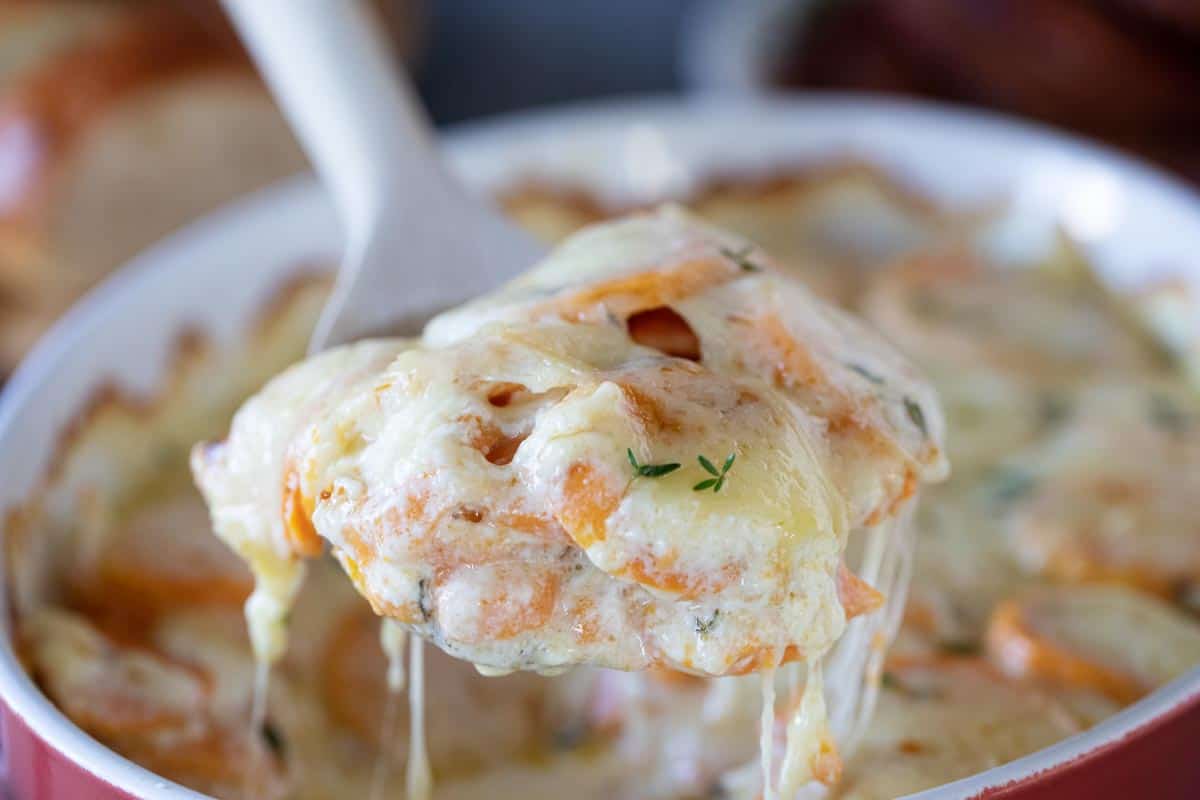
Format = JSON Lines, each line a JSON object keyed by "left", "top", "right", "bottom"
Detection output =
{"left": 381, "top": 619, "right": 407, "bottom": 691}
{"left": 368, "top": 621, "right": 407, "bottom": 800}
{"left": 407, "top": 637, "right": 432, "bottom": 800}
{"left": 245, "top": 659, "right": 272, "bottom": 798}
{"left": 191, "top": 207, "right": 945, "bottom": 800}
{"left": 759, "top": 668, "right": 777, "bottom": 800}
{"left": 779, "top": 661, "right": 837, "bottom": 793}
{"left": 193, "top": 209, "right": 944, "bottom": 679}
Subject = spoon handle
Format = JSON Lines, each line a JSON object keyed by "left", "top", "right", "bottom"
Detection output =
{"left": 222, "top": 0, "right": 541, "bottom": 351}
{"left": 220, "top": 0, "right": 434, "bottom": 233}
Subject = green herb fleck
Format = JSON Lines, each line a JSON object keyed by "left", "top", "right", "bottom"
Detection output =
{"left": 1037, "top": 392, "right": 1071, "bottom": 431}
{"left": 1149, "top": 393, "right": 1189, "bottom": 435}
{"left": 261, "top": 720, "right": 286, "bottom": 757}
{"left": 552, "top": 722, "right": 590, "bottom": 751}
{"left": 695, "top": 609, "right": 721, "bottom": 636}
{"left": 881, "top": 672, "right": 900, "bottom": 690}
{"left": 846, "top": 363, "right": 885, "bottom": 386}
{"left": 910, "top": 290, "right": 940, "bottom": 318}
{"left": 704, "top": 782, "right": 731, "bottom": 800}
{"left": 937, "top": 639, "right": 982, "bottom": 657}
{"left": 904, "top": 397, "right": 928, "bottom": 436}
{"left": 417, "top": 578, "right": 432, "bottom": 622}
{"left": 627, "top": 448, "right": 682, "bottom": 478}
{"left": 1175, "top": 581, "right": 1200, "bottom": 615}
{"left": 720, "top": 245, "right": 762, "bottom": 273}
{"left": 693, "top": 452, "right": 736, "bottom": 493}
{"left": 989, "top": 467, "right": 1037, "bottom": 506}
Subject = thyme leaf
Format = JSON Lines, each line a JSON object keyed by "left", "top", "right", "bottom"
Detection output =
{"left": 693, "top": 452, "right": 737, "bottom": 493}
{"left": 627, "top": 448, "right": 682, "bottom": 478}
{"left": 417, "top": 578, "right": 432, "bottom": 622}
{"left": 988, "top": 467, "right": 1037, "bottom": 507}
{"left": 846, "top": 362, "right": 885, "bottom": 386}
{"left": 1149, "top": 393, "right": 1189, "bottom": 435}
{"left": 261, "top": 720, "right": 286, "bottom": 757}
{"left": 695, "top": 609, "right": 721, "bottom": 636}
{"left": 904, "top": 396, "right": 928, "bottom": 436}
{"left": 937, "top": 639, "right": 982, "bottom": 657}
{"left": 720, "top": 245, "right": 762, "bottom": 273}
{"left": 1037, "top": 392, "right": 1071, "bottom": 431}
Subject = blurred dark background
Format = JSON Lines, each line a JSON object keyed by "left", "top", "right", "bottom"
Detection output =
{"left": 416, "top": 0, "right": 698, "bottom": 124}
{"left": 417, "top": 0, "right": 1200, "bottom": 178}
{"left": 2, "top": 0, "right": 1197, "bottom": 378}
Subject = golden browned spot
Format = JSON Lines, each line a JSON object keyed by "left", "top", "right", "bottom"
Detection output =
{"left": 538, "top": 258, "right": 735, "bottom": 322}
{"left": 985, "top": 600, "right": 1143, "bottom": 704}
{"left": 626, "top": 306, "right": 701, "bottom": 361}
{"left": 281, "top": 463, "right": 323, "bottom": 557}
{"left": 838, "top": 562, "right": 885, "bottom": 620}
{"left": 484, "top": 433, "right": 526, "bottom": 466}
{"left": 465, "top": 417, "right": 529, "bottom": 466}
{"left": 897, "top": 739, "right": 926, "bottom": 755}
{"left": 487, "top": 382, "right": 529, "bottom": 407}
{"left": 453, "top": 505, "right": 486, "bottom": 523}
{"left": 557, "top": 462, "right": 619, "bottom": 548}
